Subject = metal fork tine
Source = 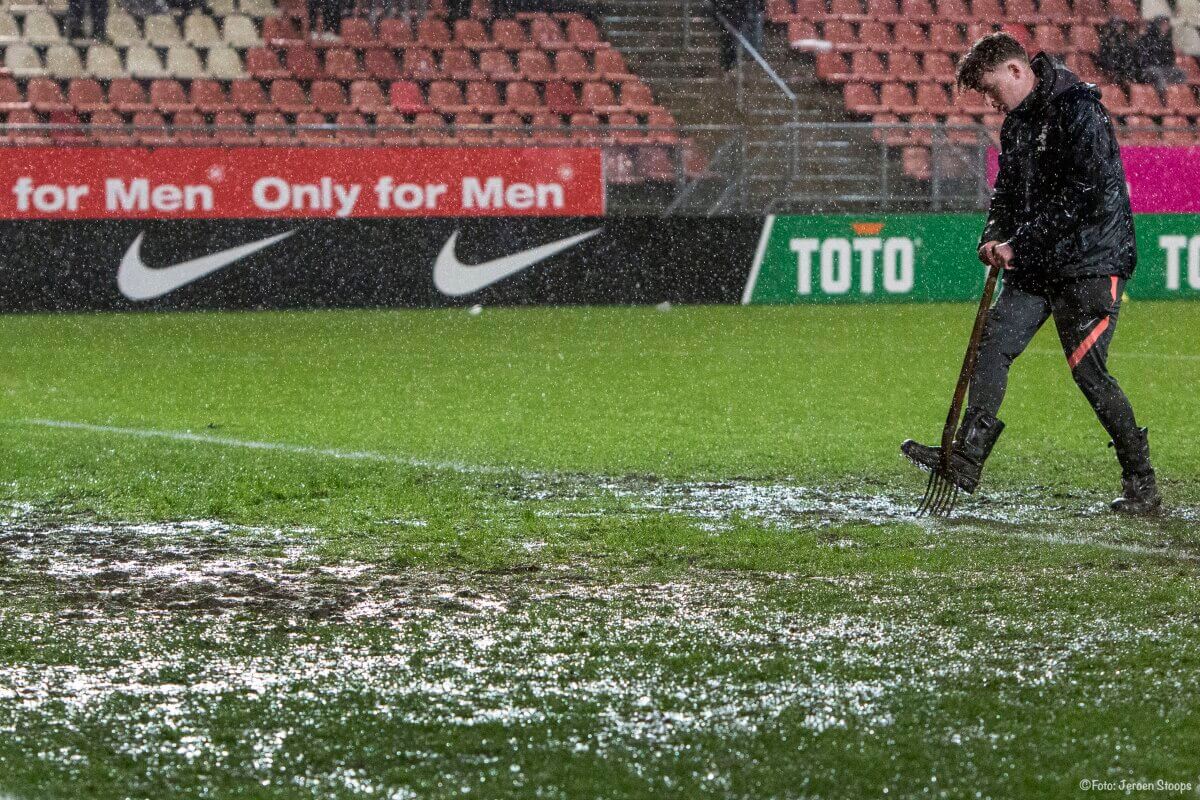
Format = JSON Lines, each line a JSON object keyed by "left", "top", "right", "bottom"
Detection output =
{"left": 917, "top": 470, "right": 937, "bottom": 516}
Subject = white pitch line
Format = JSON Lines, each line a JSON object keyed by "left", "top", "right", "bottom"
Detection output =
{"left": 22, "top": 418, "right": 509, "bottom": 476}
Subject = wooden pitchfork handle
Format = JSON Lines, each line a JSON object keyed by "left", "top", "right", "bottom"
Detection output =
{"left": 937, "top": 263, "right": 1003, "bottom": 473}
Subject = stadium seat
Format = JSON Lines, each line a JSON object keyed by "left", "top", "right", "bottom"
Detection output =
{"left": 885, "top": 51, "right": 920, "bottom": 82}
{"left": 402, "top": 48, "right": 439, "bottom": 80}
{"left": 451, "top": 110, "right": 489, "bottom": 143}
{"left": 3, "top": 110, "right": 49, "bottom": 145}
{"left": 151, "top": 79, "right": 192, "bottom": 112}
{"left": 880, "top": 83, "right": 918, "bottom": 114}
{"left": 580, "top": 81, "right": 617, "bottom": 111}
{"left": 213, "top": 110, "right": 256, "bottom": 145}
{"left": 529, "top": 111, "right": 567, "bottom": 143}
{"left": 953, "top": 87, "right": 990, "bottom": 114}
{"left": 1039, "top": 0, "right": 1074, "bottom": 21}
{"left": 491, "top": 18, "right": 527, "bottom": 49}
{"left": 325, "top": 48, "right": 366, "bottom": 80}
{"left": 253, "top": 111, "right": 293, "bottom": 144}
{"left": 923, "top": 52, "right": 955, "bottom": 80}
{"left": 544, "top": 80, "right": 582, "bottom": 113}
{"left": 1120, "top": 115, "right": 1158, "bottom": 145}
{"left": 311, "top": 79, "right": 350, "bottom": 113}
{"left": 413, "top": 111, "right": 448, "bottom": 144}
{"left": 127, "top": 45, "right": 168, "bottom": 79}
{"left": 856, "top": 21, "right": 889, "bottom": 49}
{"left": 902, "top": 146, "right": 930, "bottom": 180}
{"left": 285, "top": 46, "right": 323, "bottom": 80}
{"left": 191, "top": 78, "right": 235, "bottom": 112}
{"left": 206, "top": 46, "right": 246, "bottom": 79}
{"left": 167, "top": 46, "right": 206, "bottom": 80}
{"left": 379, "top": 17, "right": 413, "bottom": 46}
{"left": 27, "top": 79, "right": 70, "bottom": 113}
{"left": 133, "top": 110, "right": 173, "bottom": 146}
{"left": 816, "top": 51, "right": 850, "bottom": 81}
{"left": 530, "top": 16, "right": 568, "bottom": 49}
{"left": 843, "top": 82, "right": 882, "bottom": 114}
{"left": 1166, "top": 83, "right": 1200, "bottom": 113}
{"left": 184, "top": 12, "right": 221, "bottom": 47}
{"left": 365, "top": 49, "right": 401, "bottom": 79}
{"left": 144, "top": 13, "right": 183, "bottom": 46}
{"left": 428, "top": 79, "right": 469, "bottom": 112}
{"left": 569, "top": 112, "right": 602, "bottom": 143}
{"left": 23, "top": 10, "right": 62, "bottom": 44}
{"left": 5, "top": 43, "right": 44, "bottom": 77}
{"left": 389, "top": 80, "right": 431, "bottom": 113}
{"left": 915, "top": 82, "right": 951, "bottom": 113}
{"left": 109, "top": 79, "right": 153, "bottom": 112}
{"left": 337, "top": 18, "right": 376, "bottom": 48}
{"left": 1128, "top": 83, "right": 1164, "bottom": 112}
{"left": 830, "top": 0, "right": 865, "bottom": 18}
{"left": 1100, "top": 84, "right": 1133, "bottom": 114}
{"left": 480, "top": 49, "right": 518, "bottom": 79}
{"left": 173, "top": 110, "right": 209, "bottom": 144}
{"left": 106, "top": 10, "right": 142, "bottom": 47}
{"left": 1065, "top": 53, "right": 1100, "bottom": 81}
{"left": 0, "top": 12, "right": 19, "bottom": 44}
{"left": 505, "top": 80, "right": 543, "bottom": 112}
{"left": 222, "top": 14, "right": 261, "bottom": 47}
{"left": 231, "top": 78, "right": 273, "bottom": 112}
{"left": 262, "top": 16, "right": 301, "bottom": 45}
{"left": 1161, "top": 115, "right": 1195, "bottom": 145}
{"left": 48, "top": 109, "right": 86, "bottom": 145}
{"left": 240, "top": 0, "right": 275, "bottom": 18}
{"left": 442, "top": 47, "right": 483, "bottom": 79}
{"left": 465, "top": 80, "right": 504, "bottom": 112}
{"left": 454, "top": 18, "right": 490, "bottom": 49}
{"left": 335, "top": 111, "right": 372, "bottom": 143}
{"left": 349, "top": 79, "right": 387, "bottom": 112}
{"left": 90, "top": 110, "right": 133, "bottom": 145}
{"left": 865, "top": 0, "right": 899, "bottom": 18}
{"left": 870, "top": 112, "right": 907, "bottom": 146}
{"left": 893, "top": 22, "right": 926, "bottom": 50}
{"left": 553, "top": 48, "right": 589, "bottom": 81}
{"left": 246, "top": 47, "right": 288, "bottom": 79}
{"left": 594, "top": 48, "right": 632, "bottom": 80}
{"left": 1032, "top": 23, "right": 1068, "bottom": 53}
{"left": 373, "top": 110, "right": 415, "bottom": 144}
{"left": 417, "top": 16, "right": 452, "bottom": 47}
{"left": 619, "top": 80, "right": 655, "bottom": 111}
{"left": 45, "top": 43, "right": 85, "bottom": 79}
{"left": 271, "top": 80, "right": 311, "bottom": 113}
{"left": 0, "top": 78, "right": 27, "bottom": 111}
{"left": 469, "top": 0, "right": 491, "bottom": 18}
{"left": 489, "top": 111, "right": 525, "bottom": 143}
{"left": 517, "top": 48, "right": 553, "bottom": 80}
{"left": 945, "top": 113, "right": 983, "bottom": 144}
{"left": 929, "top": 22, "right": 962, "bottom": 51}
{"left": 821, "top": 20, "right": 855, "bottom": 48}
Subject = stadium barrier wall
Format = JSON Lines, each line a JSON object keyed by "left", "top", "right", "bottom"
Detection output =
{"left": 2, "top": 214, "right": 1197, "bottom": 313}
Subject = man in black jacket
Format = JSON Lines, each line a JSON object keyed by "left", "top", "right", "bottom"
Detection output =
{"left": 902, "top": 33, "right": 1160, "bottom": 514}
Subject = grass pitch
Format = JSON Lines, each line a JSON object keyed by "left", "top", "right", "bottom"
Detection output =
{"left": 1, "top": 304, "right": 1199, "bottom": 799}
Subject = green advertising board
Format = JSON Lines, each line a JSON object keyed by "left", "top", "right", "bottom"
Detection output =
{"left": 742, "top": 213, "right": 1200, "bottom": 304}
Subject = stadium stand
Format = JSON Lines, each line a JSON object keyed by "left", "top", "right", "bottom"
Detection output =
{"left": 0, "top": 0, "right": 697, "bottom": 184}
{"left": 774, "top": 0, "right": 1200, "bottom": 179}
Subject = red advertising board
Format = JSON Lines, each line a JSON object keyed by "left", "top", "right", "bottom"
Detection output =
{"left": 0, "top": 146, "right": 605, "bottom": 218}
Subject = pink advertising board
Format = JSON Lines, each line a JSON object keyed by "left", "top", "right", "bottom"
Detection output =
{"left": 986, "top": 146, "right": 1200, "bottom": 213}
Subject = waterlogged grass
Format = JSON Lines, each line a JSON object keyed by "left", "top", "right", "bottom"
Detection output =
{"left": 1, "top": 305, "right": 1199, "bottom": 798}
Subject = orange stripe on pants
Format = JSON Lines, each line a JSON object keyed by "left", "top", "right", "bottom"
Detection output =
{"left": 1067, "top": 276, "right": 1119, "bottom": 371}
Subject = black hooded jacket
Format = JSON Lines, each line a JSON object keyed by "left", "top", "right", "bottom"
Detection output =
{"left": 982, "top": 52, "right": 1136, "bottom": 290}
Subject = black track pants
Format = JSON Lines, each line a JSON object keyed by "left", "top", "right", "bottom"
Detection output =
{"left": 968, "top": 275, "right": 1140, "bottom": 446}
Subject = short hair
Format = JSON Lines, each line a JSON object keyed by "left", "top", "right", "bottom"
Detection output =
{"left": 955, "top": 32, "right": 1029, "bottom": 91}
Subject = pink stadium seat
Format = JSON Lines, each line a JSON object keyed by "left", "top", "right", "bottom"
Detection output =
{"left": 930, "top": 23, "right": 962, "bottom": 51}
{"left": 566, "top": 17, "right": 601, "bottom": 49}
{"left": 109, "top": 79, "right": 153, "bottom": 113}
{"left": 378, "top": 17, "right": 413, "bottom": 47}
{"left": 788, "top": 20, "right": 818, "bottom": 42}
{"left": 871, "top": 112, "right": 908, "bottom": 146}
{"left": 915, "top": 82, "right": 951, "bottom": 113}
{"left": 530, "top": 16, "right": 568, "bottom": 49}
{"left": 1107, "top": 0, "right": 1138, "bottom": 18}
{"left": 270, "top": 79, "right": 312, "bottom": 113}
{"left": 580, "top": 81, "right": 617, "bottom": 110}
{"left": 349, "top": 80, "right": 388, "bottom": 112}
{"left": 67, "top": 79, "right": 105, "bottom": 112}
{"left": 191, "top": 79, "right": 234, "bottom": 113}
{"left": 389, "top": 80, "right": 431, "bottom": 113}
{"left": 442, "top": 47, "right": 483, "bottom": 79}
{"left": 880, "top": 82, "right": 917, "bottom": 114}
{"left": 893, "top": 22, "right": 926, "bottom": 50}
{"left": 619, "top": 80, "right": 655, "bottom": 111}
{"left": 310, "top": 79, "right": 350, "bottom": 112}
{"left": 971, "top": 0, "right": 1003, "bottom": 19}
{"left": 173, "top": 110, "right": 208, "bottom": 144}
{"left": 544, "top": 80, "right": 582, "bottom": 114}
{"left": 246, "top": 47, "right": 289, "bottom": 79}
{"left": 1100, "top": 84, "right": 1132, "bottom": 115}
{"left": 816, "top": 51, "right": 850, "bottom": 81}
{"left": 150, "top": 79, "right": 191, "bottom": 113}
{"left": 480, "top": 49, "right": 518, "bottom": 79}
{"left": 555, "top": 49, "right": 591, "bottom": 81}
{"left": 27, "top": 79, "right": 70, "bottom": 113}
{"left": 594, "top": 48, "right": 632, "bottom": 80}
{"left": 365, "top": 49, "right": 402, "bottom": 80}
{"left": 262, "top": 16, "right": 302, "bottom": 45}
{"left": 843, "top": 82, "right": 881, "bottom": 113}
{"left": 325, "top": 48, "right": 366, "bottom": 80}
{"left": 505, "top": 80, "right": 542, "bottom": 112}
{"left": 428, "top": 79, "right": 469, "bottom": 112}
{"left": 886, "top": 51, "right": 921, "bottom": 82}
{"left": 636, "top": 146, "right": 675, "bottom": 182}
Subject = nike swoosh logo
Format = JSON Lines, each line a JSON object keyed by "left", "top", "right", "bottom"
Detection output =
{"left": 433, "top": 228, "right": 602, "bottom": 296}
{"left": 117, "top": 230, "right": 296, "bottom": 301}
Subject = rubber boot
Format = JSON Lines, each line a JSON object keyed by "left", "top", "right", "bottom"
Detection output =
{"left": 1109, "top": 427, "right": 1161, "bottom": 514}
{"left": 901, "top": 407, "right": 1005, "bottom": 494}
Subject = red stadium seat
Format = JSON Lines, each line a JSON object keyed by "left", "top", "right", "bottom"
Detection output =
{"left": 900, "top": 0, "right": 935, "bottom": 19}
{"left": 428, "top": 80, "right": 470, "bottom": 112}
{"left": 594, "top": 48, "right": 632, "bottom": 80}
{"left": 109, "top": 79, "right": 153, "bottom": 113}
{"left": 893, "top": 22, "right": 926, "bottom": 50}
{"left": 937, "top": 0, "right": 970, "bottom": 21}
{"left": 416, "top": 16, "right": 451, "bottom": 47}
{"left": 857, "top": 22, "right": 890, "bottom": 48}
{"left": 27, "top": 79, "right": 70, "bottom": 113}
{"left": 378, "top": 17, "right": 413, "bottom": 47}
{"left": 335, "top": 111, "right": 372, "bottom": 143}
{"left": 505, "top": 80, "right": 542, "bottom": 112}
{"left": 530, "top": 16, "right": 568, "bottom": 49}
{"left": 929, "top": 23, "right": 962, "bottom": 51}
{"left": 67, "top": 79, "right": 106, "bottom": 112}
{"left": 454, "top": 18, "right": 490, "bottom": 49}
{"left": 442, "top": 47, "right": 483, "bottom": 79}
{"left": 214, "top": 111, "right": 256, "bottom": 146}
{"left": 1165, "top": 84, "right": 1200, "bottom": 113}
{"left": 544, "top": 80, "right": 583, "bottom": 114}
{"left": 886, "top": 51, "right": 921, "bottom": 82}
{"left": 296, "top": 111, "right": 333, "bottom": 143}
{"left": 480, "top": 49, "right": 518, "bottom": 79}
{"left": 246, "top": 47, "right": 289, "bottom": 79}
{"left": 1032, "top": 24, "right": 1067, "bottom": 53}
{"left": 619, "top": 80, "right": 655, "bottom": 111}
{"left": 191, "top": 79, "right": 234, "bottom": 113}
{"left": 253, "top": 111, "right": 293, "bottom": 145}
{"left": 350, "top": 80, "right": 388, "bottom": 112}
{"left": 821, "top": 20, "right": 855, "bottom": 47}
{"left": 402, "top": 48, "right": 439, "bottom": 80}
{"left": 606, "top": 110, "right": 641, "bottom": 144}
{"left": 580, "top": 80, "right": 617, "bottom": 111}
{"left": 566, "top": 17, "right": 601, "bottom": 49}
{"left": 1128, "top": 83, "right": 1164, "bottom": 113}
{"left": 816, "top": 51, "right": 850, "bottom": 81}
{"left": 465, "top": 80, "right": 504, "bottom": 112}
{"left": 339, "top": 18, "right": 379, "bottom": 48}
{"left": 414, "top": 111, "right": 448, "bottom": 144}
{"left": 0, "top": 79, "right": 29, "bottom": 112}
{"left": 529, "top": 110, "right": 569, "bottom": 143}
{"left": 150, "top": 79, "right": 191, "bottom": 112}
{"left": 311, "top": 79, "right": 350, "bottom": 113}
{"left": 902, "top": 146, "right": 930, "bottom": 180}
{"left": 1161, "top": 115, "right": 1194, "bottom": 145}
{"left": 830, "top": 0, "right": 864, "bottom": 18}
{"left": 1121, "top": 115, "right": 1158, "bottom": 145}
{"left": 1068, "top": 25, "right": 1099, "bottom": 52}
{"left": 1065, "top": 53, "right": 1099, "bottom": 82}
{"left": 843, "top": 82, "right": 882, "bottom": 114}
{"left": 285, "top": 46, "right": 323, "bottom": 80}
{"left": 270, "top": 79, "right": 312, "bottom": 113}
{"left": 555, "top": 48, "right": 591, "bottom": 81}
{"left": 945, "top": 113, "right": 981, "bottom": 144}
{"left": 132, "top": 111, "right": 173, "bottom": 146}
{"left": 450, "top": 110, "right": 488, "bottom": 143}
{"left": 489, "top": 111, "right": 526, "bottom": 143}
{"left": 850, "top": 51, "right": 887, "bottom": 81}
{"left": 880, "top": 82, "right": 918, "bottom": 114}
{"left": 172, "top": 110, "right": 208, "bottom": 144}
{"left": 1100, "top": 84, "right": 1132, "bottom": 115}
{"left": 232, "top": 78, "right": 273, "bottom": 112}
{"left": 365, "top": 49, "right": 402, "bottom": 80}
{"left": 1039, "top": 0, "right": 1074, "bottom": 21}
{"left": 4, "top": 110, "right": 49, "bottom": 145}
{"left": 373, "top": 110, "right": 414, "bottom": 144}
{"left": 325, "top": 48, "right": 366, "bottom": 80}
{"left": 915, "top": 82, "right": 950, "bottom": 113}
{"left": 90, "top": 110, "right": 132, "bottom": 145}
{"left": 517, "top": 49, "right": 553, "bottom": 80}
{"left": 389, "top": 80, "right": 431, "bottom": 113}
{"left": 865, "top": 0, "right": 899, "bottom": 17}
{"left": 469, "top": 0, "right": 491, "bottom": 18}
{"left": 262, "top": 16, "right": 301, "bottom": 45}
{"left": 923, "top": 52, "right": 955, "bottom": 80}
{"left": 491, "top": 18, "right": 527, "bottom": 50}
